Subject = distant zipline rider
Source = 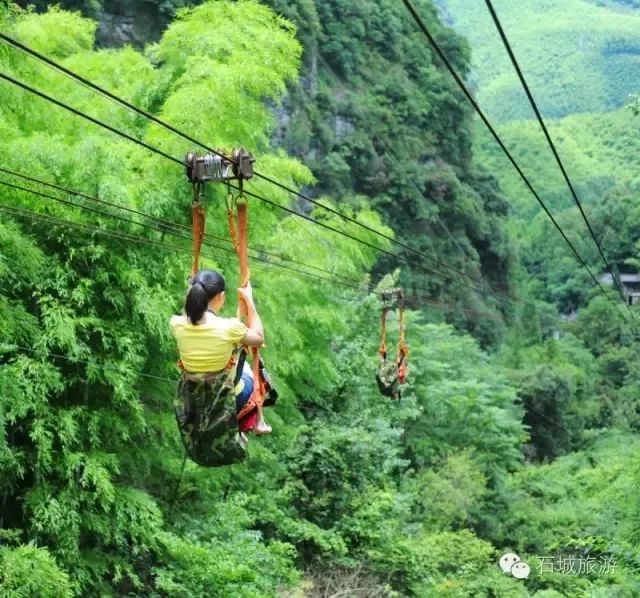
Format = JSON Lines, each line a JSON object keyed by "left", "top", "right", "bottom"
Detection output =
{"left": 170, "top": 149, "right": 277, "bottom": 467}
{"left": 376, "top": 288, "right": 409, "bottom": 400}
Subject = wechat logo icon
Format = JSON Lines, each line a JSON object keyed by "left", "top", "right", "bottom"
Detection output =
{"left": 500, "top": 553, "right": 530, "bottom": 579}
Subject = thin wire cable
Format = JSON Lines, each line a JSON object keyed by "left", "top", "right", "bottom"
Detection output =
{"left": 0, "top": 183, "right": 367, "bottom": 291}
{"left": 0, "top": 33, "right": 530, "bottom": 306}
{"left": 484, "top": 0, "right": 634, "bottom": 317}
{"left": 0, "top": 178, "right": 207, "bottom": 243}
{"left": 0, "top": 166, "right": 232, "bottom": 244}
{"left": 1, "top": 341, "right": 177, "bottom": 385}
{"left": 0, "top": 202, "right": 189, "bottom": 252}
{"left": 0, "top": 203, "right": 369, "bottom": 301}
{"left": 400, "top": 0, "right": 623, "bottom": 316}
{"left": 233, "top": 183, "right": 505, "bottom": 298}
{"left": 1, "top": 202, "right": 511, "bottom": 324}
{"left": 0, "top": 166, "right": 369, "bottom": 290}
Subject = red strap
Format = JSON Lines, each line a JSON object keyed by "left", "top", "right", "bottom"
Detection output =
{"left": 236, "top": 346, "right": 266, "bottom": 423}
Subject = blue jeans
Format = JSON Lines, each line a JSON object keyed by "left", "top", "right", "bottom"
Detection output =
{"left": 235, "top": 371, "right": 254, "bottom": 411}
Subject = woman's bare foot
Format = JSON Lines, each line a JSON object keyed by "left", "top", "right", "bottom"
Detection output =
{"left": 254, "top": 414, "right": 272, "bottom": 435}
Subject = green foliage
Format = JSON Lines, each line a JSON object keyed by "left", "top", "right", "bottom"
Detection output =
{"left": 369, "top": 529, "right": 527, "bottom": 596}
{"left": 475, "top": 107, "right": 640, "bottom": 312}
{"left": 489, "top": 433, "right": 640, "bottom": 594}
{"left": 406, "top": 450, "right": 487, "bottom": 531}
{"left": 0, "top": 2, "right": 327, "bottom": 594}
{"left": 0, "top": 545, "right": 73, "bottom": 597}
{"left": 14, "top": 6, "right": 96, "bottom": 58}
{"left": 404, "top": 323, "right": 526, "bottom": 478}
{"left": 475, "top": 107, "right": 640, "bottom": 220}
{"left": 261, "top": 0, "right": 515, "bottom": 341}
{"left": 153, "top": 530, "right": 298, "bottom": 597}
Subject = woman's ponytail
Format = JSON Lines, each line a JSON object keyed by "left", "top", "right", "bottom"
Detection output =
{"left": 184, "top": 270, "right": 226, "bottom": 324}
{"left": 185, "top": 281, "right": 209, "bottom": 324}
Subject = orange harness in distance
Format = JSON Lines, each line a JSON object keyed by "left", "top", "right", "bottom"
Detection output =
{"left": 378, "top": 290, "right": 409, "bottom": 384}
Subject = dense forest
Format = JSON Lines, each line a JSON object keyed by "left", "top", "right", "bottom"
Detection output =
{"left": 1, "top": 1, "right": 640, "bottom": 596}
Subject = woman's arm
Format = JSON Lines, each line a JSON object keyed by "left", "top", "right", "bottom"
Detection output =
{"left": 239, "top": 284, "right": 264, "bottom": 347}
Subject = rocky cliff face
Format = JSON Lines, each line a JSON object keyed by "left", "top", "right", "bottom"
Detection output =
{"left": 96, "top": 8, "right": 156, "bottom": 48}
{"left": 14, "top": 0, "right": 169, "bottom": 48}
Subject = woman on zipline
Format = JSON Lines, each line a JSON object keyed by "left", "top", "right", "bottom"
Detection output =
{"left": 170, "top": 269, "right": 272, "bottom": 439}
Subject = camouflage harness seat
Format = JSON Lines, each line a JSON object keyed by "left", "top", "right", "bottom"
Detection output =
{"left": 376, "top": 357, "right": 402, "bottom": 400}
{"left": 174, "top": 351, "right": 246, "bottom": 467}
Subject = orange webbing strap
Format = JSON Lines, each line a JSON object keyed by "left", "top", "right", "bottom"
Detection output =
{"left": 227, "top": 205, "right": 239, "bottom": 252}
{"left": 397, "top": 302, "right": 409, "bottom": 383}
{"left": 226, "top": 202, "right": 250, "bottom": 287}
{"left": 227, "top": 194, "right": 265, "bottom": 423}
{"left": 379, "top": 307, "right": 388, "bottom": 360}
{"left": 236, "top": 202, "right": 250, "bottom": 287}
{"left": 191, "top": 186, "right": 206, "bottom": 276}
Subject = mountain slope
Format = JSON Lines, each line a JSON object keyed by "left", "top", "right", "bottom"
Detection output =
{"left": 475, "top": 106, "right": 640, "bottom": 217}
{"left": 437, "top": 0, "right": 640, "bottom": 121}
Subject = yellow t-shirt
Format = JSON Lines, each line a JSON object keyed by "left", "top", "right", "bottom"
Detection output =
{"left": 170, "top": 313, "right": 248, "bottom": 373}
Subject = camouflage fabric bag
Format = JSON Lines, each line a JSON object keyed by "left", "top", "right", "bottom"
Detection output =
{"left": 174, "top": 363, "right": 246, "bottom": 467}
{"left": 376, "top": 360, "right": 401, "bottom": 400}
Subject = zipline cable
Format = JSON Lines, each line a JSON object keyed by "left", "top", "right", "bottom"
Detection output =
{"left": 483, "top": 0, "right": 635, "bottom": 317}
{"left": 0, "top": 61, "right": 497, "bottom": 302}
{"left": 0, "top": 33, "right": 531, "bottom": 306}
{"left": 0, "top": 71, "right": 453, "bottom": 289}
{"left": 0, "top": 34, "right": 404, "bottom": 237}
{"left": 234, "top": 183, "right": 506, "bottom": 299}
{"left": 0, "top": 61, "right": 574, "bottom": 311}
{"left": 0, "top": 166, "right": 369, "bottom": 290}
{"left": 0, "top": 71, "right": 182, "bottom": 166}
{"left": 400, "top": 0, "right": 624, "bottom": 317}
{"left": 2, "top": 29, "right": 630, "bottom": 325}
